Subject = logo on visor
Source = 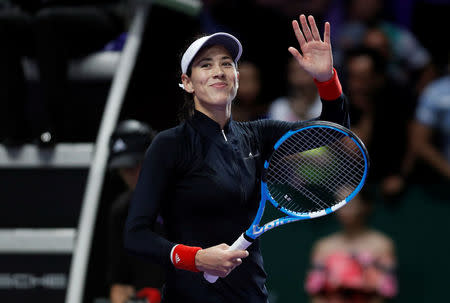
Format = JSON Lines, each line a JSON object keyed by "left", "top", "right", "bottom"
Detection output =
{"left": 113, "top": 138, "right": 127, "bottom": 152}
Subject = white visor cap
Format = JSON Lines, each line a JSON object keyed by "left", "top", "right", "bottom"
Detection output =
{"left": 180, "top": 32, "right": 243, "bottom": 74}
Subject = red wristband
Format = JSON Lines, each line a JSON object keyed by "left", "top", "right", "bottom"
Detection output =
{"left": 136, "top": 287, "right": 161, "bottom": 303}
{"left": 313, "top": 68, "right": 342, "bottom": 101}
{"left": 170, "top": 244, "right": 202, "bottom": 272}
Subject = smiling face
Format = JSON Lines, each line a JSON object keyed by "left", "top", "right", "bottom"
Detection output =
{"left": 181, "top": 45, "right": 239, "bottom": 116}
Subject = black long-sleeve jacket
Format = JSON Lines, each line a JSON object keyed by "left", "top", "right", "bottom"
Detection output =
{"left": 124, "top": 95, "right": 349, "bottom": 303}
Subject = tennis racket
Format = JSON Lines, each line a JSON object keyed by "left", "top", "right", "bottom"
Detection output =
{"left": 204, "top": 120, "right": 370, "bottom": 283}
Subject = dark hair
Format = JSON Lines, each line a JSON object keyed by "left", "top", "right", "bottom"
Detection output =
{"left": 178, "top": 82, "right": 195, "bottom": 122}
{"left": 176, "top": 33, "right": 206, "bottom": 122}
{"left": 344, "top": 46, "right": 388, "bottom": 75}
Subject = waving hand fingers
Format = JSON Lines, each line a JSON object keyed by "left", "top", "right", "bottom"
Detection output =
{"left": 288, "top": 14, "right": 333, "bottom": 82}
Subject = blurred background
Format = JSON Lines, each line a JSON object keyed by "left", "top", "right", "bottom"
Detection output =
{"left": 0, "top": 0, "right": 449, "bottom": 302}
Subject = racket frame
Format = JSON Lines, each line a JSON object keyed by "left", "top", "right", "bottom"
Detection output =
{"left": 244, "top": 120, "right": 369, "bottom": 241}
{"left": 204, "top": 121, "right": 369, "bottom": 283}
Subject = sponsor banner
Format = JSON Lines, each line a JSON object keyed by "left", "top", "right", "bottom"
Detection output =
{"left": 0, "top": 254, "right": 70, "bottom": 302}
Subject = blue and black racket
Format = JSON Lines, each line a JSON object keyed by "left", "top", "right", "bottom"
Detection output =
{"left": 205, "top": 120, "right": 370, "bottom": 283}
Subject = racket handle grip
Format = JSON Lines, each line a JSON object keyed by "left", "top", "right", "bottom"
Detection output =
{"left": 204, "top": 272, "right": 219, "bottom": 283}
{"left": 204, "top": 233, "right": 253, "bottom": 283}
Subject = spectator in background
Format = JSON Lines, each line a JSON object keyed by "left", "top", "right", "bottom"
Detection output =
{"left": 343, "top": 46, "right": 412, "bottom": 200}
{"left": 106, "top": 120, "right": 165, "bottom": 303}
{"left": 0, "top": 1, "right": 128, "bottom": 145}
{"left": 267, "top": 56, "right": 322, "bottom": 122}
{"left": 333, "top": 0, "right": 436, "bottom": 97}
{"left": 305, "top": 188, "right": 397, "bottom": 303}
{"left": 409, "top": 52, "right": 450, "bottom": 182}
{"left": 231, "top": 60, "right": 267, "bottom": 122}
{"left": 362, "top": 26, "right": 409, "bottom": 89}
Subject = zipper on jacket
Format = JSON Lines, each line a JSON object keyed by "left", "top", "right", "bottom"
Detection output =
{"left": 221, "top": 129, "right": 228, "bottom": 142}
{"left": 221, "top": 128, "right": 244, "bottom": 203}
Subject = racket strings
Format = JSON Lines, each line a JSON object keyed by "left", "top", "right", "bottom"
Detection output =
{"left": 269, "top": 162, "right": 329, "bottom": 212}
{"left": 267, "top": 127, "right": 365, "bottom": 214}
{"left": 269, "top": 145, "right": 331, "bottom": 212}
{"left": 288, "top": 130, "right": 365, "bottom": 198}
{"left": 282, "top": 132, "right": 366, "bottom": 203}
{"left": 268, "top": 153, "right": 354, "bottom": 213}
{"left": 269, "top": 143, "right": 336, "bottom": 212}
{"left": 272, "top": 130, "right": 349, "bottom": 196}
{"left": 271, "top": 138, "right": 334, "bottom": 202}
{"left": 318, "top": 134, "right": 365, "bottom": 188}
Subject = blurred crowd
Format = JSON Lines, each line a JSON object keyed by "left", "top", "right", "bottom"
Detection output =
{"left": 1, "top": 0, "right": 449, "bottom": 302}
{"left": 1, "top": 0, "right": 448, "bottom": 187}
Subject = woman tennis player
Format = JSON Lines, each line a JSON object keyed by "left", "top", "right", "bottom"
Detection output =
{"left": 124, "top": 14, "right": 350, "bottom": 302}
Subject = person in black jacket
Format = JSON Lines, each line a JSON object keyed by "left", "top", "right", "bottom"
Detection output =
{"left": 124, "top": 14, "right": 350, "bottom": 303}
{"left": 106, "top": 119, "right": 165, "bottom": 303}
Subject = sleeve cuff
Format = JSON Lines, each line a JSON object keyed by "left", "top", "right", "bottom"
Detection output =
{"left": 170, "top": 244, "right": 202, "bottom": 272}
{"left": 313, "top": 68, "right": 343, "bottom": 101}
